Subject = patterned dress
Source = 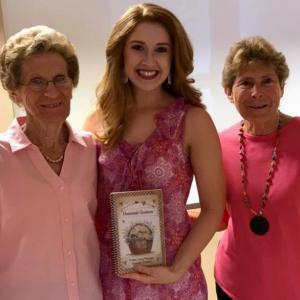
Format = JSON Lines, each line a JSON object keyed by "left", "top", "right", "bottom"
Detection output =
{"left": 97, "top": 98, "right": 207, "bottom": 300}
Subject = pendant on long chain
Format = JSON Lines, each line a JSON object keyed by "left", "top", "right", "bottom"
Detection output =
{"left": 249, "top": 215, "right": 269, "bottom": 235}
{"left": 239, "top": 119, "right": 280, "bottom": 236}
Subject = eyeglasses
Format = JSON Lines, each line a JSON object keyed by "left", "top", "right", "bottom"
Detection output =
{"left": 20, "top": 75, "right": 72, "bottom": 91}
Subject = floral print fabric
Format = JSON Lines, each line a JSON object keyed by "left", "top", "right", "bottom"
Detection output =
{"left": 97, "top": 98, "right": 207, "bottom": 300}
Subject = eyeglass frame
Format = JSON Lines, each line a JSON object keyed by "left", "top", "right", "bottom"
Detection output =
{"left": 19, "top": 74, "right": 72, "bottom": 92}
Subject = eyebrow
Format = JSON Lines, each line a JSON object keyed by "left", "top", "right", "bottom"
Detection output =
{"left": 236, "top": 76, "right": 251, "bottom": 80}
{"left": 128, "top": 40, "right": 171, "bottom": 46}
{"left": 26, "top": 73, "right": 67, "bottom": 81}
{"left": 239, "top": 72, "right": 277, "bottom": 79}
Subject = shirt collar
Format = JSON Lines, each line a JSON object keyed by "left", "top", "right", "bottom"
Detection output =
{"left": 65, "top": 121, "right": 88, "bottom": 147}
{"left": 6, "top": 116, "right": 88, "bottom": 153}
{"left": 6, "top": 116, "right": 31, "bottom": 152}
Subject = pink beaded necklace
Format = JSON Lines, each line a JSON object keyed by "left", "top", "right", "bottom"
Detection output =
{"left": 238, "top": 119, "right": 281, "bottom": 235}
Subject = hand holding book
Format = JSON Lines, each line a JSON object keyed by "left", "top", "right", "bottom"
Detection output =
{"left": 120, "top": 264, "right": 185, "bottom": 284}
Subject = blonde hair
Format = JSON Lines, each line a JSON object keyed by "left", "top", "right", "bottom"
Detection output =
{"left": 96, "top": 3, "right": 204, "bottom": 149}
{"left": 0, "top": 25, "right": 79, "bottom": 93}
{"left": 222, "top": 36, "right": 289, "bottom": 91}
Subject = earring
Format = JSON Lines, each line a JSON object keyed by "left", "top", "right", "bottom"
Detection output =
{"left": 167, "top": 74, "right": 172, "bottom": 85}
{"left": 123, "top": 74, "right": 128, "bottom": 84}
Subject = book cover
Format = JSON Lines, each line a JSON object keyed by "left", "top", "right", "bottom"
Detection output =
{"left": 110, "top": 189, "right": 166, "bottom": 275}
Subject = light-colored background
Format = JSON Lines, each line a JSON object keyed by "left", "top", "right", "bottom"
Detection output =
{"left": 2, "top": 0, "right": 300, "bottom": 131}
{"left": 1, "top": 1, "right": 300, "bottom": 298}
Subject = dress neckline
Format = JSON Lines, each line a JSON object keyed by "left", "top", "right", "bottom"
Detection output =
{"left": 121, "top": 98, "right": 184, "bottom": 147}
{"left": 242, "top": 116, "right": 299, "bottom": 141}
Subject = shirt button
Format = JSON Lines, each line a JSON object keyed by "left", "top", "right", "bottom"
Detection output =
{"left": 67, "top": 250, "right": 72, "bottom": 256}
{"left": 70, "top": 281, "right": 76, "bottom": 287}
{"left": 59, "top": 185, "right": 64, "bottom": 190}
{"left": 64, "top": 218, "right": 69, "bottom": 223}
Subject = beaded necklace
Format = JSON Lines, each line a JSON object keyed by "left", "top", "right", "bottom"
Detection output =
{"left": 238, "top": 119, "right": 280, "bottom": 235}
{"left": 43, "top": 153, "right": 64, "bottom": 164}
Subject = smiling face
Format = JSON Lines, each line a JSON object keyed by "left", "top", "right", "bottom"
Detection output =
{"left": 11, "top": 51, "right": 72, "bottom": 127}
{"left": 226, "top": 62, "right": 284, "bottom": 128}
{"left": 123, "top": 21, "right": 172, "bottom": 95}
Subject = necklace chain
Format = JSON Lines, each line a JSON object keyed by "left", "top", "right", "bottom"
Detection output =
{"left": 43, "top": 153, "right": 64, "bottom": 164}
{"left": 238, "top": 120, "right": 281, "bottom": 216}
{"left": 21, "top": 122, "right": 66, "bottom": 164}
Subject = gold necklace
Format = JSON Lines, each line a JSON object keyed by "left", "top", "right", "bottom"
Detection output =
{"left": 43, "top": 153, "right": 64, "bottom": 164}
{"left": 22, "top": 122, "right": 67, "bottom": 164}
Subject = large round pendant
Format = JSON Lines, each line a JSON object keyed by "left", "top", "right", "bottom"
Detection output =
{"left": 250, "top": 215, "right": 269, "bottom": 235}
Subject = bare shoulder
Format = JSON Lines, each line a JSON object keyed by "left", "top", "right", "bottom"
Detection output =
{"left": 185, "top": 107, "right": 217, "bottom": 137}
{"left": 184, "top": 106, "right": 219, "bottom": 151}
{"left": 83, "top": 110, "right": 103, "bottom": 134}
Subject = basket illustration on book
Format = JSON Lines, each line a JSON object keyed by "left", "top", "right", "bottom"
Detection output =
{"left": 110, "top": 189, "right": 166, "bottom": 274}
{"left": 126, "top": 223, "right": 154, "bottom": 255}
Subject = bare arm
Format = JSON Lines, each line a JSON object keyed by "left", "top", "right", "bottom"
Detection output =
{"left": 122, "top": 107, "right": 226, "bottom": 284}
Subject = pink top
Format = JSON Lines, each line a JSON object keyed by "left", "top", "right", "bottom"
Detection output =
{"left": 97, "top": 99, "right": 207, "bottom": 300}
{"left": 215, "top": 118, "right": 300, "bottom": 300}
{"left": 0, "top": 117, "right": 102, "bottom": 300}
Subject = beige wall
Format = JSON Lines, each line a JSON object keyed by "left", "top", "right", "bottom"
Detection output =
{"left": 0, "top": 90, "right": 13, "bottom": 132}
{"left": 0, "top": 0, "right": 13, "bottom": 132}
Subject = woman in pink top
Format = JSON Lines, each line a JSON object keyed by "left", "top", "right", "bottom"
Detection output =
{"left": 0, "top": 26, "right": 102, "bottom": 300}
{"left": 215, "top": 36, "right": 300, "bottom": 299}
{"left": 86, "top": 3, "right": 225, "bottom": 299}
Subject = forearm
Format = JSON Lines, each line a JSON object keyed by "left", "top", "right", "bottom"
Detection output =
{"left": 170, "top": 207, "right": 223, "bottom": 278}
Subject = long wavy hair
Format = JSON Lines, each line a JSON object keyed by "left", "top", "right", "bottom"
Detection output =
{"left": 96, "top": 3, "right": 204, "bottom": 149}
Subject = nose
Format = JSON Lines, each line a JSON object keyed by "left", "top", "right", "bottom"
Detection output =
{"left": 251, "top": 84, "right": 263, "bottom": 98}
{"left": 43, "top": 81, "right": 59, "bottom": 98}
{"left": 143, "top": 50, "right": 155, "bottom": 65}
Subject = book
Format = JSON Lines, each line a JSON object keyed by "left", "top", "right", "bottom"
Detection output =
{"left": 110, "top": 189, "right": 166, "bottom": 275}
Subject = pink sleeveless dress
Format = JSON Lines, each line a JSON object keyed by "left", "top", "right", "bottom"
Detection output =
{"left": 97, "top": 98, "right": 207, "bottom": 300}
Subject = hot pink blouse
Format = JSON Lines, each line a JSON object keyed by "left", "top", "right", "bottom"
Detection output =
{"left": 215, "top": 118, "right": 300, "bottom": 300}
{"left": 0, "top": 117, "right": 102, "bottom": 300}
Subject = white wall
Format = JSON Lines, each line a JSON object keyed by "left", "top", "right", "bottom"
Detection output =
{"left": 2, "top": 0, "right": 300, "bottom": 204}
{"left": 0, "top": 0, "right": 13, "bottom": 132}
{"left": 2, "top": 0, "right": 300, "bottom": 129}
{"left": 2, "top": 0, "right": 112, "bottom": 127}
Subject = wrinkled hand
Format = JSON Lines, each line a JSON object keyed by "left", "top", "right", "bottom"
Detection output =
{"left": 120, "top": 264, "right": 184, "bottom": 284}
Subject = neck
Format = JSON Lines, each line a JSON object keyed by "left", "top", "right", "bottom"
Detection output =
{"left": 243, "top": 113, "right": 280, "bottom": 135}
{"left": 24, "top": 117, "right": 68, "bottom": 155}
{"left": 133, "top": 87, "right": 171, "bottom": 109}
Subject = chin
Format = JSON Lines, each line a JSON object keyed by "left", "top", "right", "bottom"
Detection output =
{"left": 42, "top": 112, "right": 69, "bottom": 124}
{"left": 133, "top": 83, "right": 164, "bottom": 94}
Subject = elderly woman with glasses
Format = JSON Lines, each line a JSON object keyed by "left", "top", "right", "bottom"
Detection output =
{"left": 0, "top": 26, "right": 102, "bottom": 300}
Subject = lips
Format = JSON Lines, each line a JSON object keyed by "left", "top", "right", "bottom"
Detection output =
{"left": 40, "top": 101, "right": 62, "bottom": 108}
{"left": 248, "top": 104, "right": 268, "bottom": 109}
{"left": 137, "top": 69, "right": 159, "bottom": 79}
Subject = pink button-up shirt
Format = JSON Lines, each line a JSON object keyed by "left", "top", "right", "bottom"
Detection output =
{"left": 0, "top": 117, "right": 102, "bottom": 300}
